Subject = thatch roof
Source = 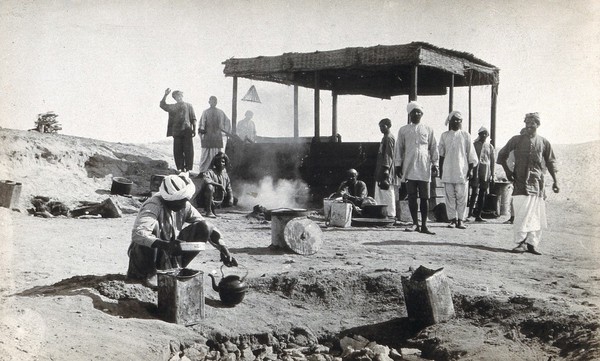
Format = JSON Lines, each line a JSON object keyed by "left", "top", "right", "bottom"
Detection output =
{"left": 223, "top": 42, "right": 499, "bottom": 99}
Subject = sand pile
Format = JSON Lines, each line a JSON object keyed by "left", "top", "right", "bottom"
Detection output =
{"left": 0, "top": 128, "right": 175, "bottom": 211}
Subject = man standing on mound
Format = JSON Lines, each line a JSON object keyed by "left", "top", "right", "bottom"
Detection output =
{"left": 394, "top": 101, "right": 439, "bottom": 235}
{"left": 160, "top": 88, "right": 197, "bottom": 173}
{"left": 497, "top": 113, "right": 559, "bottom": 255}
{"left": 198, "top": 96, "right": 231, "bottom": 174}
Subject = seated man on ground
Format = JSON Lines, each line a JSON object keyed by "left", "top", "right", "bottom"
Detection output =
{"left": 195, "top": 152, "right": 235, "bottom": 218}
{"left": 334, "top": 168, "right": 375, "bottom": 216}
{"left": 127, "top": 174, "right": 236, "bottom": 288}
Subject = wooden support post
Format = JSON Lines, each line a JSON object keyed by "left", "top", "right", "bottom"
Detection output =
{"left": 332, "top": 91, "right": 338, "bottom": 141}
{"left": 468, "top": 84, "right": 472, "bottom": 134}
{"left": 294, "top": 85, "right": 299, "bottom": 138}
{"left": 490, "top": 84, "right": 498, "bottom": 147}
{"left": 448, "top": 74, "right": 454, "bottom": 115}
{"left": 468, "top": 71, "right": 473, "bottom": 134}
{"left": 409, "top": 65, "right": 418, "bottom": 124}
{"left": 232, "top": 77, "right": 238, "bottom": 134}
{"left": 314, "top": 71, "right": 321, "bottom": 140}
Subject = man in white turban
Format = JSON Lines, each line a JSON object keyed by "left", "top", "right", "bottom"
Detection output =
{"left": 498, "top": 113, "right": 559, "bottom": 255}
{"left": 394, "top": 101, "right": 439, "bottom": 234}
{"left": 127, "top": 174, "right": 236, "bottom": 288}
{"left": 438, "top": 111, "right": 478, "bottom": 229}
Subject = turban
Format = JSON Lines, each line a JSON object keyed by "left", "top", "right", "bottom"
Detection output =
{"left": 524, "top": 112, "right": 540, "bottom": 125}
{"left": 445, "top": 111, "right": 463, "bottom": 126}
{"left": 406, "top": 101, "right": 423, "bottom": 114}
{"left": 159, "top": 174, "right": 196, "bottom": 201}
{"left": 478, "top": 126, "right": 489, "bottom": 134}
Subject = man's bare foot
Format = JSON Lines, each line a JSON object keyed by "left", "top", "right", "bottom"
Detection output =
{"left": 420, "top": 226, "right": 436, "bottom": 235}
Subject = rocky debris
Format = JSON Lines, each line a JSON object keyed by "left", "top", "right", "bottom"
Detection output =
{"left": 27, "top": 194, "right": 143, "bottom": 219}
{"left": 165, "top": 333, "right": 420, "bottom": 361}
{"left": 28, "top": 196, "right": 70, "bottom": 218}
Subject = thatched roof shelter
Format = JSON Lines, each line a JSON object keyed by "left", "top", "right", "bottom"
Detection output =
{"left": 222, "top": 42, "right": 500, "bottom": 143}
{"left": 223, "top": 42, "right": 499, "bottom": 99}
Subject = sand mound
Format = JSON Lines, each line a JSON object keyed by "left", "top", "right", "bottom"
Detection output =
{"left": 0, "top": 128, "right": 176, "bottom": 211}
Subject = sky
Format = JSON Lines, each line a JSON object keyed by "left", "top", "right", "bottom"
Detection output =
{"left": 0, "top": 0, "right": 598, "bottom": 146}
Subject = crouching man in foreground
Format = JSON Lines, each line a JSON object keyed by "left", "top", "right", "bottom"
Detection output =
{"left": 127, "top": 174, "right": 236, "bottom": 288}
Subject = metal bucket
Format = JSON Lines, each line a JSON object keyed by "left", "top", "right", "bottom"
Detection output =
{"left": 157, "top": 268, "right": 204, "bottom": 325}
{"left": 111, "top": 177, "right": 133, "bottom": 195}
{"left": 361, "top": 204, "right": 388, "bottom": 219}
{"left": 0, "top": 180, "right": 22, "bottom": 209}
{"left": 270, "top": 208, "right": 308, "bottom": 247}
{"left": 494, "top": 182, "right": 513, "bottom": 216}
{"left": 327, "top": 202, "right": 352, "bottom": 228}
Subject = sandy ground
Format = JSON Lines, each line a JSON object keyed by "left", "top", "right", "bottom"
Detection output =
{"left": 0, "top": 128, "right": 599, "bottom": 360}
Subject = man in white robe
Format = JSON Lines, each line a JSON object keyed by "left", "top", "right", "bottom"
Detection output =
{"left": 438, "top": 111, "right": 478, "bottom": 229}
{"left": 394, "top": 101, "right": 439, "bottom": 234}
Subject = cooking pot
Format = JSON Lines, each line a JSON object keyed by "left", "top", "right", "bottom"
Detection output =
{"left": 361, "top": 204, "right": 388, "bottom": 219}
{"left": 111, "top": 177, "right": 133, "bottom": 195}
{"left": 208, "top": 265, "right": 248, "bottom": 306}
{"left": 265, "top": 207, "right": 308, "bottom": 221}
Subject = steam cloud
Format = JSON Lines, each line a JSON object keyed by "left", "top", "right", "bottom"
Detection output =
{"left": 236, "top": 176, "right": 309, "bottom": 209}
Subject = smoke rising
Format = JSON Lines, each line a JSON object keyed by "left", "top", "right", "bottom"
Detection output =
{"left": 236, "top": 176, "right": 309, "bottom": 209}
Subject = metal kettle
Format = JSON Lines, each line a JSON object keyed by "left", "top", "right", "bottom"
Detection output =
{"left": 208, "top": 265, "right": 248, "bottom": 306}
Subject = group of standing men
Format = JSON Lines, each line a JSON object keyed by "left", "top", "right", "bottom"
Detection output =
{"left": 374, "top": 101, "right": 559, "bottom": 255}
{"left": 159, "top": 88, "right": 256, "bottom": 174}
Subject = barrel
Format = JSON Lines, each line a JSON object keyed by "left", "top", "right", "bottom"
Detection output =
{"left": 270, "top": 208, "right": 309, "bottom": 247}
{"left": 111, "top": 177, "right": 133, "bottom": 195}
{"left": 494, "top": 182, "right": 513, "bottom": 216}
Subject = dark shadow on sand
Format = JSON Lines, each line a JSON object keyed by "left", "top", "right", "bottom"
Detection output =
{"left": 228, "top": 246, "right": 290, "bottom": 256}
{"left": 363, "top": 239, "right": 515, "bottom": 254}
{"left": 15, "top": 274, "right": 160, "bottom": 320}
{"left": 204, "top": 297, "right": 241, "bottom": 309}
{"left": 337, "top": 317, "right": 420, "bottom": 351}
